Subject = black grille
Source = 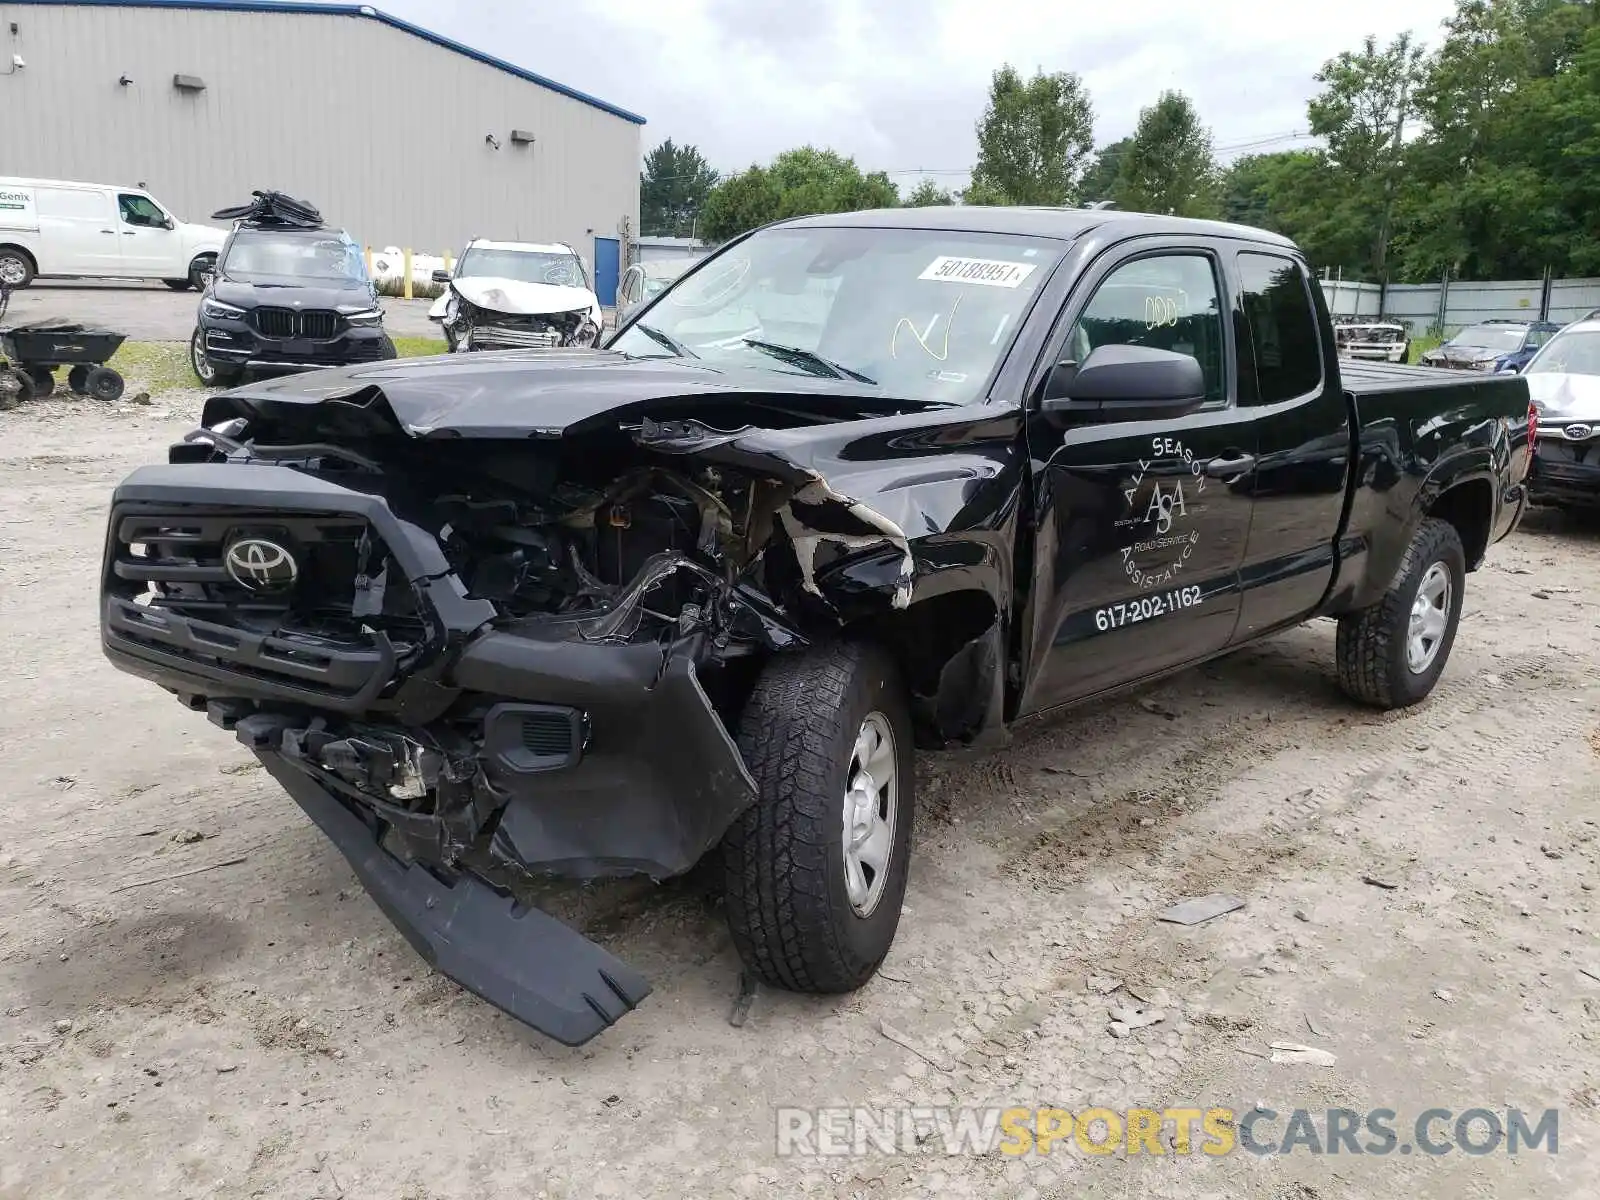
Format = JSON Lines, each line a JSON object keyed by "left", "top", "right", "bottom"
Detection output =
{"left": 521, "top": 712, "right": 576, "bottom": 756}
{"left": 106, "top": 509, "right": 401, "bottom": 628}
{"left": 253, "top": 308, "right": 340, "bottom": 340}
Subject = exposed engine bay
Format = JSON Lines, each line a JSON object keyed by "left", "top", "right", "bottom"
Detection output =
{"left": 441, "top": 293, "right": 599, "bottom": 352}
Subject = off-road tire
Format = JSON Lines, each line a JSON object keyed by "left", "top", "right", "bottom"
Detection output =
{"left": 1336, "top": 516, "right": 1465, "bottom": 709}
{"left": 67, "top": 365, "right": 90, "bottom": 394}
{"left": 721, "top": 641, "right": 914, "bottom": 993}
{"left": 0, "top": 366, "right": 32, "bottom": 409}
{"left": 85, "top": 366, "right": 125, "bottom": 403}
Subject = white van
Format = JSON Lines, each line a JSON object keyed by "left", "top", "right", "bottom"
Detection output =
{"left": 0, "top": 177, "right": 227, "bottom": 291}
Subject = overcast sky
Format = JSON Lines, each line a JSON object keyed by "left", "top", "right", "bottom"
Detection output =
{"left": 387, "top": 0, "right": 1459, "bottom": 189}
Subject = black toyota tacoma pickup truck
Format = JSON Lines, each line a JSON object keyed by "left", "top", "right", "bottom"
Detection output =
{"left": 98, "top": 208, "right": 1533, "bottom": 1045}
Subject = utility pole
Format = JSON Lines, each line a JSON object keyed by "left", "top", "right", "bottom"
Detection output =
{"left": 1374, "top": 38, "right": 1413, "bottom": 286}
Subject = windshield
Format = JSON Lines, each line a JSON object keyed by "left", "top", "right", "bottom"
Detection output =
{"left": 609, "top": 226, "right": 1064, "bottom": 404}
{"left": 457, "top": 247, "right": 588, "bottom": 288}
{"left": 1526, "top": 329, "right": 1600, "bottom": 376}
{"left": 222, "top": 229, "right": 367, "bottom": 283}
{"left": 1448, "top": 324, "right": 1526, "bottom": 353}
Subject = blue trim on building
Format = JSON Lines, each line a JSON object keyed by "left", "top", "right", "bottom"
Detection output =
{"left": 3, "top": 0, "right": 647, "bottom": 124}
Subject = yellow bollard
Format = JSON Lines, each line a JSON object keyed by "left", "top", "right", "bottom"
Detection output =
{"left": 403, "top": 248, "right": 413, "bottom": 301}
{"left": 364, "top": 245, "right": 373, "bottom": 280}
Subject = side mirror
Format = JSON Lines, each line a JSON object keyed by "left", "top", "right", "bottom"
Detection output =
{"left": 162, "top": 215, "right": 176, "bottom": 230}
{"left": 431, "top": 268, "right": 452, "bottom": 284}
{"left": 1041, "top": 344, "right": 1207, "bottom": 421}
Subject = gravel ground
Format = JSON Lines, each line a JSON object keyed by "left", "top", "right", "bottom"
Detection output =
{"left": 6, "top": 281, "right": 442, "bottom": 342}
{"left": 1, "top": 394, "right": 1598, "bottom": 1199}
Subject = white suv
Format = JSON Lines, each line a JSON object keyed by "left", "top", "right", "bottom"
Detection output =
{"left": 429, "top": 239, "right": 603, "bottom": 351}
{"left": 0, "top": 177, "right": 227, "bottom": 290}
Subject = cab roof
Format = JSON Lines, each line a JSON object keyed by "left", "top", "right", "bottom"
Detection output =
{"left": 776, "top": 205, "right": 1298, "bottom": 248}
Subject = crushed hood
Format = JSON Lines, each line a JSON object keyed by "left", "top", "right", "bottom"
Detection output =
{"left": 1526, "top": 372, "right": 1600, "bottom": 422}
{"left": 447, "top": 277, "right": 597, "bottom": 317}
{"left": 199, "top": 349, "right": 943, "bottom": 437}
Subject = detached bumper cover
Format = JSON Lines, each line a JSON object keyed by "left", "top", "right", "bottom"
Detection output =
{"left": 257, "top": 748, "right": 651, "bottom": 1046}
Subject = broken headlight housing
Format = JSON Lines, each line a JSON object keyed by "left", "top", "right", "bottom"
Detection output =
{"left": 567, "top": 317, "right": 601, "bottom": 348}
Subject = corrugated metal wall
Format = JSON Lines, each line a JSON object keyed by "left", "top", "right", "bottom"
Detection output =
{"left": 1320, "top": 275, "right": 1600, "bottom": 336}
{"left": 0, "top": 4, "right": 641, "bottom": 261}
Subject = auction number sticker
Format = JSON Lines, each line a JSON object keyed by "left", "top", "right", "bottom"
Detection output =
{"left": 919, "top": 256, "right": 1037, "bottom": 288}
{"left": 1094, "top": 585, "right": 1202, "bottom": 631}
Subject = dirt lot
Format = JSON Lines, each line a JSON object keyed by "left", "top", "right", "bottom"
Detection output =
{"left": 7, "top": 281, "right": 442, "bottom": 342}
{"left": 2, "top": 389, "right": 1598, "bottom": 1200}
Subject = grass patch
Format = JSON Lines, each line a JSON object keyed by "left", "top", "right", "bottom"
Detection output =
{"left": 376, "top": 277, "right": 447, "bottom": 300}
{"left": 394, "top": 336, "right": 448, "bottom": 358}
{"left": 1409, "top": 335, "right": 1442, "bottom": 364}
{"left": 106, "top": 341, "right": 193, "bottom": 393}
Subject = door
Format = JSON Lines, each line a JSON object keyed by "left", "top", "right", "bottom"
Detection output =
{"left": 616, "top": 263, "right": 641, "bottom": 316}
{"left": 1021, "top": 243, "right": 1258, "bottom": 713}
{"left": 1230, "top": 249, "right": 1351, "bottom": 640}
{"left": 116, "top": 192, "right": 185, "bottom": 276}
{"left": 34, "top": 186, "right": 121, "bottom": 274}
{"left": 592, "top": 236, "right": 620, "bottom": 306}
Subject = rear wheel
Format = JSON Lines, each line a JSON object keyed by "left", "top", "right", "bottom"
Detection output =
{"left": 1336, "top": 517, "right": 1466, "bottom": 709}
{"left": 25, "top": 367, "right": 54, "bottom": 397}
{"left": 85, "top": 366, "right": 125, "bottom": 403}
{"left": 163, "top": 278, "right": 193, "bottom": 291}
{"left": 188, "top": 254, "right": 216, "bottom": 292}
{"left": 0, "top": 247, "right": 35, "bottom": 289}
{"left": 721, "top": 641, "right": 915, "bottom": 993}
{"left": 67, "top": 364, "right": 90, "bottom": 394}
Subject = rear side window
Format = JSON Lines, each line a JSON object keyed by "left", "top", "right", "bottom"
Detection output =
{"left": 36, "top": 187, "right": 112, "bottom": 221}
{"left": 1237, "top": 252, "right": 1323, "bottom": 405}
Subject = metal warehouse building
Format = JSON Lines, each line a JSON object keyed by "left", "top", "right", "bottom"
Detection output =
{"left": 0, "top": 0, "right": 644, "bottom": 301}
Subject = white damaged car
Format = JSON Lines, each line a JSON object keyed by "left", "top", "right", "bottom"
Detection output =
{"left": 430, "top": 239, "right": 603, "bottom": 352}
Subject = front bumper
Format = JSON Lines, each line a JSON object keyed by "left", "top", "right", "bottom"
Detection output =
{"left": 1529, "top": 437, "right": 1600, "bottom": 506}
{"left": 201, "top": 315, "right": 394, "bottom": 374}
{"left": 98, "top": 462, "right": 760, "bottom": 1044}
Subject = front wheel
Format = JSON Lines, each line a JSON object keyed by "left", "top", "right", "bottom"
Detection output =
{"left": 720, "top": 641, "right": 915, "bottom": 993}
{"left": 1336, "top": 517, "right": 1466, "bottom": 709}
{"left": 188, "top": 254, "right": 216, "bottom": 292}
{"left": 190, "top": 327, "right": 241, "bottom": 387}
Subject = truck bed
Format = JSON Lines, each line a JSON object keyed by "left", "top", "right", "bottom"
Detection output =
{"left": 1339, "top": 358, "right": 1527, "bottom": 401}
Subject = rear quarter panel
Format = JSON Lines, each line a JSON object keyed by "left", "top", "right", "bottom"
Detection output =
{"left": 1324, "top": 366, "right": 1530, "bottom": 613}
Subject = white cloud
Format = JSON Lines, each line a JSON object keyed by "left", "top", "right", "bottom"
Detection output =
{"left": 387, "top": 0, "right": 1460, "bottom": 186}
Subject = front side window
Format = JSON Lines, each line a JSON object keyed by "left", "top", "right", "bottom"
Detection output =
{"left": 118, "top": 194, "right": 167, "bottom": 227}
{"left": 1066, "top": 253, "right": 1226, "bottom": 404}
{"left": 609, "top": 225, "right": 1065, "bottom": 405}
{"left": 1236, "top": 251, "right": 1323, "bottom": 404}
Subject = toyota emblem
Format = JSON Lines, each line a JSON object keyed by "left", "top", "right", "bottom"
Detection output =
{"left": 224, "top": 537, "right": 298, "bottom": 591}
{"left": 1563, "top": 423, "right": 1594, "bottom": 441}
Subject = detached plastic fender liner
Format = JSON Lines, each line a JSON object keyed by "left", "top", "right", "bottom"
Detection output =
{"left": 450, "top": 631, "right": 759, "bottom": 880}
{"left": 257, "top": 752, "right": 651, "bottom": 1047}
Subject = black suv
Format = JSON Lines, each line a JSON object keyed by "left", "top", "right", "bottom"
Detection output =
{"left": 189, "top": 193, "right": 396, "bottom": 386}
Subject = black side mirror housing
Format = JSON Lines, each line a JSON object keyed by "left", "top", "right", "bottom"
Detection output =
{"left": 1041, "top": 344, "right": 1207, "bottom": 422}
{"left": 431, "top": 268, "right": 452, "bottom": 284}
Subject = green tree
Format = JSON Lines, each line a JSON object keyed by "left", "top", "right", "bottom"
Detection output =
{"left": 970, "top": 65, "right": 1096, "bottom": 205}
{"left": 697, "top": 147, "right": 900, "bottom": 243}
{"left": 1079, "top": 138, "right": 1131, "bottom": 204}
{"left": 1113, "top": 91, "right": 1221, "bottom": 217}
{"left": 958, "top": 177, "right": 1009, "bottom": 206}
{"left": 904, "top": 179, "right": 956, "bottom": 206}
{"left": 639, "top": 139, "right": 720, "bottom": 237}
{"left": 1396, "top": 0, "right": 1598, "bottom": 280}
{"left": 1307, "top": 33, "right": 1425, "bottom": 276}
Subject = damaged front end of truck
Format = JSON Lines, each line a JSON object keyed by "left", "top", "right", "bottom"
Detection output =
{"left": 97, "top": 353, "right": 1020, "bottom": 1045}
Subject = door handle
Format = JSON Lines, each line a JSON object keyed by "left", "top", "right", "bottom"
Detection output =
{"left": 121, "top": 230, "right": 137, "bottom": 236}
{"left": 100, "top": 229, "right": 116, "bottom": 234}
{"left": 1205, "top": 453, "right": 1256, "bottom": 479}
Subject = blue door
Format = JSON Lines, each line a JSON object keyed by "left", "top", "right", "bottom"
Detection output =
{"left": 592, "top": 236, "right": 620, "bottom": 306}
